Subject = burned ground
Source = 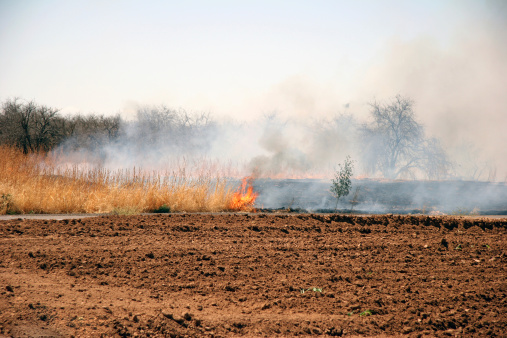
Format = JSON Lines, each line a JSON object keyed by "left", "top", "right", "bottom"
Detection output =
{"left": 253, "top": 179, "right": 507, "bottom": 214}
{"left": 0, "top": 214, "right": 506, "bottom": 337}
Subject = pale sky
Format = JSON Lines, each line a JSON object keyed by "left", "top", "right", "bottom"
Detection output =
{"left": 0, "top": 1, "right": 495, "bottom": 116}
{"left": 1, "top": 0, "right": 506, "bottom": 176}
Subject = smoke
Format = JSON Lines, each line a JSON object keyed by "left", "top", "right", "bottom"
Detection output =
{"left": 54, "top": 95, "right": 501, "bottom": 183}
{"left": 48, "top": 1, "right": 507, "bottom": 211}
{"left": 234, "top": 1, "right": 507, "bottom": 181}
{"left": 357, "top": 2, "right": 507, "bottom": 180}
{"left": 253, "top": 178, "right": 507, "bottom": 214}
{"left": 54, "top": 105, "right": 359, "bottom": 177}
{"left": 50, "top": 98, "right": 507, "bottom": 213}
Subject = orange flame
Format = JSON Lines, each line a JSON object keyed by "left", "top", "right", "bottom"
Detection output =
{"left": 228, "top": 176, "right": 259, "bottom": 211}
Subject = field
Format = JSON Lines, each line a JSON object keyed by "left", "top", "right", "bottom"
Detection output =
{"left": 253, "top": 179, "right": 507, "bottom": 215}
{"left": 1, "top": 213, "right": 505, "bottom": 337}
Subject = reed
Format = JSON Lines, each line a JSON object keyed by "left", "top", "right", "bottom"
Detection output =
{"left": 0, "top": 146, "right": 233, "bottom": 214}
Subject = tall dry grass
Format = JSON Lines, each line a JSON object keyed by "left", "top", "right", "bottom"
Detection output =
{"left": 0, "top": 146, "right": 233, "bottom": 214}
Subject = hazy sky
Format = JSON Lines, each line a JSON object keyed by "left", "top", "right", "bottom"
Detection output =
{"left": 0, "top": 1, "right": 498, "bottom": 114}
{"left": 1, "top": 0, "right": 506, "bottom": 176}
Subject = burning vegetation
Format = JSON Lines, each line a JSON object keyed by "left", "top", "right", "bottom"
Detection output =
{"left": 227, "top": 177, "right": 259, "bottom": 212}
{"left": 0, "top": 146, "right": 239, "bottom": 214}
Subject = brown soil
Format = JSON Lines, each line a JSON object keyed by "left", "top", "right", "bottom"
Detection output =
{"left": 1, "top": 214, "right": 506, "bottom": 337}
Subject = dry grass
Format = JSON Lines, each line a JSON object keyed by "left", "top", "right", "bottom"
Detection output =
{"left": 0, "top": 146, "right": 234, "bottom": 214}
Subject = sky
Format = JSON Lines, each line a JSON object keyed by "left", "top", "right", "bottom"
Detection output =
{"left": 1, "top": 0, "right": 506, "bottom": 178}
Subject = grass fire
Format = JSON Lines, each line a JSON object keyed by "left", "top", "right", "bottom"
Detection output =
{"left": 227, "top": 176, "right": 259, "bottom": 211}
{"left": 0, "top": 145, "right": 261, "bottom": 214}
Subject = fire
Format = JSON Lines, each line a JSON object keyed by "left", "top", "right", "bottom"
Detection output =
{"left": 228, "top": 176, "right": 259, "bottom": 211}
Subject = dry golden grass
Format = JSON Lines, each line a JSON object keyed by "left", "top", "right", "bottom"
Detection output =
{"left": 0, "top": 146, "right": 234, "bottom": 214}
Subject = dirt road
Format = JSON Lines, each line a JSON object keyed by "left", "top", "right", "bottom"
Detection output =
{"left": 1, "top": 214, "right": 505, "bottom": 337}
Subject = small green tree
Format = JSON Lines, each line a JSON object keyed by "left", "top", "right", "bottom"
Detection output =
{"left": 331, "top": 156, "right": 354, "bottom": 212}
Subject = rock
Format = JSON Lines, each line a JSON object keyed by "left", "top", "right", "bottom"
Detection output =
{"left": 161, "top": 310, "right": 173, "bottom": 319}
{"left": 312, "top": 327, "right": 323, "bottom": 335}
{"left": 402, "top": 326, "right": 413, "bottom": 334}
{"left": 172, "top": 314, "right": 185, "bottom": 324}
{"left": 325, "top": 327, "right": 343, "bottom": 336}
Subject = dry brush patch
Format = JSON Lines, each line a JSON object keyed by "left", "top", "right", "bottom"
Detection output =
{"left": 0, "top": 146, "right": 234, "bottom": 214}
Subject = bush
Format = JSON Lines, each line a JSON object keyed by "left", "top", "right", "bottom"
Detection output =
{"left": 330, "top": 156, "right": 354, "bottom": 211}
{"left": 153, "top": 204, "right": 171, "bottom": 213}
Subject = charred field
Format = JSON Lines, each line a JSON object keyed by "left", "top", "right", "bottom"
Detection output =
{"left": 254, "top": 179, "right": 507, "bottom": 215}
{"left": 1, "top": 213, "right": 506, "bottom": 337}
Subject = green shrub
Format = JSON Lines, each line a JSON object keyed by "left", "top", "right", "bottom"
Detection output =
{"left": 153, "top": 204, "right": 171, "bottom": 213}
{"left": 331, "top": 156, "right": 354, "bottom": 211}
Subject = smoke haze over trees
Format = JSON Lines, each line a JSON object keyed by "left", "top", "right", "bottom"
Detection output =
{"left": 361, "top": 95, "right": 449, "bottom": 179}
{"left": 0, "top": 96, "right": 498, "bottom": 182}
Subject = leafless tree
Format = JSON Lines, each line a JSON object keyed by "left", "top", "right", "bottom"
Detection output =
{"left": 361, "top": 95, "right": 449, "bottom": 179}
{"left": 56, "top": 114, "right": 122, "bottom": 151}
{"left": 32, "top": 104, "right": 62, "bottom": 152}
{"left": 0, "top": 98, "right": 61, "bottom": 153}
{"left": 0, "top": 98, "right": 123, "bottom": 153}
{"left": 128, "top": 105, "right": 214, "bottom": 151}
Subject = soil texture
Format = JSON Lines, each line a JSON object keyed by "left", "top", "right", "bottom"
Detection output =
{"left": 0, "top": 214, "right": 506, "bottom": 337}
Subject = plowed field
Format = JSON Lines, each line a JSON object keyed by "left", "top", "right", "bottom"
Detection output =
{"left": 1, "top": 214, "right": 506, "bottom": 337}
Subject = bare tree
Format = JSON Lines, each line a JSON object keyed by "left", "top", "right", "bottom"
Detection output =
{"left": 56, "top": 114, "right": 122, "bottom": 151}
{"left": 361, "top": 95, "right": 449, "bottom": 179}
{"left": 0, "top": 98, "right": 124, "bottom": 153}
{"left": 0, "top": 98, "right": 61, "bottom": 153}
{"left": 32, "top": 104, "right": 61, "bottom": 152}
{"left": 128, "top": 105, "right": 214, "bottom": 152}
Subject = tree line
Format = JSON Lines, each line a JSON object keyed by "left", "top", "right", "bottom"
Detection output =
{"left": 0, "top": 98, "right": 212, "bottom": 155}
{"left": 0, "top": 98, "right": 121, "bottom": 153}
{"left": 0, "top": 96, "right": 450, "bottom": 180}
